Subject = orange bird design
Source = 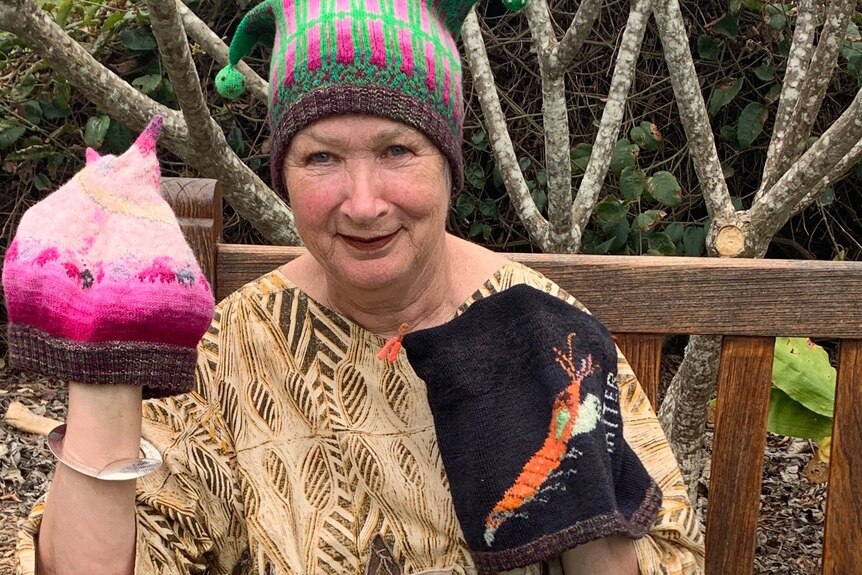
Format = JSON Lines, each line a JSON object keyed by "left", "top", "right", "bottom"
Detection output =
{"left": 483, "top": 331, "right": 603, "bottom": 545}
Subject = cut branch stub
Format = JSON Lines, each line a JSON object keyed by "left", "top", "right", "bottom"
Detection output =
{"left": 715, "top": 225, "right": 745, "bottom": 258}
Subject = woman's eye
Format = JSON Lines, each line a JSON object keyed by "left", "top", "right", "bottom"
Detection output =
{"left": 386, "top": 145, "right": 410, "bottom": 158}
{"left": 308, "top": 151, "right": 332, "bottom": 164}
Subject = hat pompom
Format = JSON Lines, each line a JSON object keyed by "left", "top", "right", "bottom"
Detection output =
{"left": 501, "top": 0, "right": 528, "bottom": 11}
{"left": 216, "top": 65, "right": 246, "bottom": 100}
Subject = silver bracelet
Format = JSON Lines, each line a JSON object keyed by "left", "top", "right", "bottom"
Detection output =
{"left": 47, "top": 424, "right": 163, "bottom": 480}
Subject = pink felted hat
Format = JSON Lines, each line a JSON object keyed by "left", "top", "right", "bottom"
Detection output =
{"left": 2, "top": 117, "right": 215, "bottom": 398}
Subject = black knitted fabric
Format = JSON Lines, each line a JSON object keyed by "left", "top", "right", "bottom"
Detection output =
{"left": 402, "top": 284, "right": 662, "bottom": 572}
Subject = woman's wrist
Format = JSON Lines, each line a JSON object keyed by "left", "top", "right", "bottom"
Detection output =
{"left": 64, "top": 383, "right": 144, "bottom": 469}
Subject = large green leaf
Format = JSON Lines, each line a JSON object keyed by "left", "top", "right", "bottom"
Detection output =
{"left": 737, "top": 102, "right": 768, "bottom": 149}
{"left": 708, "top": 77, "right": 743, "bottom": 116}
{"left": 697, "top": 35, "right": 721, "bottom": 60}
{"left": 595, "top": 196, "right": 628, "bottom": 229}
{"left": 767, "top": 387, "right": 833, "bottom": 441}
{"left": 609, "top": 139, "right": 637, "bottom": 176}
{"left": 619, "top": 166, "right": 646, "bottom": 201}
{"left": 571, "top": 143, "right": 592, "bottom": 174}
{"left": 772, "top": 337, "right": 836, "bottom": 417}
{"left": 83, "top": 115, "right": 111, "bottom": 149}
{"left": 646, "top": 171, "right": 682, "bottom": 207}
{"left": 682, "top": 225, "right": 706, "bottom": 256}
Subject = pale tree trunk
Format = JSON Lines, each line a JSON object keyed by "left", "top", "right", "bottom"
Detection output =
{"left": 0, "top": 0, "right": 300, "bottom": 246}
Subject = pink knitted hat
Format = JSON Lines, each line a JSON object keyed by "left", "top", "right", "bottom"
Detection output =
{"left": 2, "top": 117, "right": 215, "bottom": 398}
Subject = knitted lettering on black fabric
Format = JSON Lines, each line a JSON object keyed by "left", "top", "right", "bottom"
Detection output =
{"left": 401, "top": 284, "right": 662, "bottom": 572}
{"left": 2, "top": 117, "right": 215, "bottom": 398}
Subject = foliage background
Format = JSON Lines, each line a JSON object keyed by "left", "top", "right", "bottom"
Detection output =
{"left": 1, "top": 0, "right": 861, "bottom": 357}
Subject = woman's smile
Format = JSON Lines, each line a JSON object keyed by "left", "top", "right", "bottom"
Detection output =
{"left": 337, "top": 229, "right": 401, "bottom": 253}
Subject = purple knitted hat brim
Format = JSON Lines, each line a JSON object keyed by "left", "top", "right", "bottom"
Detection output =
{"left": 7, "top": 324, "right": 197, "bottom": 399}
{"left": 269, "top": 85, "right": 464, "bottom": 201}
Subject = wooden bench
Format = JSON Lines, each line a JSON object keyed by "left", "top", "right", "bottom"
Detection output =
{"left": 161, "top": 177, "right": 862, "bottom": 575}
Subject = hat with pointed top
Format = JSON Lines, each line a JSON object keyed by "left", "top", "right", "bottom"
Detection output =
{"left": 215, "top": 0, "right": 509, "bottom": 199}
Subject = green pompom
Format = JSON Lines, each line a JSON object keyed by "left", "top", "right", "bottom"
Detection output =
{"left": 215, "top": 65, "right": 246, "bottom": 100}
{"left": 501, "top": 0, "right": 528, "bottom": 11}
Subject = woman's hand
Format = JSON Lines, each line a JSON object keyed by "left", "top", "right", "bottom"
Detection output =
{"left": 561, "top": 535, "right": 640, "bottom": 575}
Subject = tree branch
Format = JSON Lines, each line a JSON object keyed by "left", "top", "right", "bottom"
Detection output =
{"left": 524, "top": 0, "right": 574, "bottom": 251}
{"left": 789, "top": 0, "right": 855, "bottom": 159}
{"left": 749, "top": 87, "right": 862, "bottom": 245}
{"left": 0, "top": 0, "right": 300, "bottom": 246}
{"left": 757, "top": 0, "right": 818, "bottom": 199}
{"left": 462, "top": 9, "right": 551, "bottom": 251}
{"left": 792, "top": 135, "right": 862, "bottom": 216}
{"left": 554, "top": 0, "right": 605, "bottom": 71}
{"left": 175, "top": 0, "right": 269, "bottom": 103}
{"left": 571, "top": 0, "right": 651, "bottom": 248}
{"left": 651, "top": 0, "right": 736, "bottom": 224}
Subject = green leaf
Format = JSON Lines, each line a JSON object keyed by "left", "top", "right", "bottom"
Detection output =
{"left": 531, "top": 187, "right": 547, "bottom": 212}
{"left": 226, "top": 125, "right": 245, "bottom": 155}
{"left": 465, "top": 163, "right": 485, "bottom": 190}
{"left": 595, "top": 196, "right": 628, "bottom": 229}
{"left": 682, "top": 225, "right": 706, "bottom": 256}
{"left": 630, "top": 122, "right": 661, "bottom": 151}
{"left": 729, "top": 0, "right": 742, "bottom": 13}
{"left": 518, "top": 156, "right": 532, "bottom": 172}
{"left": 766, "top": 4, "right": 787, "bottom": 30}
{"left": 619, "top": 166, "right": 646, "bottom": 201}
{"left": 55, "top": 0, "right": 72, "bottom": 27}
{"left": 102, "top": 11, "right": 126, "bottom": 33}
{"left": 647, "top": 232, "right": 676, "bottom": 256}
{"left": 609, "top": 138, "right": 637, "bottom": 176}
{"left": 765, "top": 83, "right": 782, "bottom": 104}
{"left": 737, "top": 102, "right": 768, "bottom": 149}
{"left": 132, "top": 74, "right": 162, "bottom": 95}
{"left": 708, "top": 77, "right": 743, "bottom": 116}
{"left": 634, "top": 209, "right": 666, "bottom": 231}
{"left": 22, "top": 100, "right": 42, "bottom": 125}
{"left": 0, "top": 125, "right": 26, "bottom": 150}
{"left": 713, "top": 14, "right": 739, "bottom": 38}
{"left": 719, "top": 124, "right": 737, "bottom": 143}
{"left": 103, "top": 121, "right": 134, "bottom": 154}
{"left": 697, "top": 35, "right": 721, "bottom": 60}
{"left": 11, "top": 73, "right": 36, "bottom": 99}
{"left": 33, "top": 172, "right": 52, "bottom": 191}
{"left": 609, "top": 218, "right": 630, "bottom": 251}
{"left": 646, "top": 171, "right": 682, "bottom": 207}
{"left": 753, "top": 63, "right": 775, "bottom": 81}
{"left": 816, "top": 188, "right": 836, "bottom": 206}
{"left": 468, "top": 221, "right": 484, "bottom": 238}
{"left": 730, "top": 195, "right": 744, "bottom": 210}
{"left": 571, "top": 143, "right": 592, "bottom": 174}
{"left": 469, "top": 130, "right": 487, "bottom": 151}
{"left": 665, "top": 222, "right": 684, "bottom": 243}
{"left": 767, "top": 387, "right": 833, "bottom": 440}
{"left": 742, "top": 0, "right": 764, "bottom": 9}
{"left": 479, "top": 198, "right": 499, "bottom": 218}
{"left": 83, "top": 115, "right": 111, "bottom": 149}
{"left": 455, "top": 194, "right": 476, "bottom": 219}
{"left": 772, "top": 337, "right": 836, "bottom": 417}
{"left": 119, "top": 27, "right": 158, "bottom": 51}
{"left": 38, "top": 99, "right": 71, "bottom": 120}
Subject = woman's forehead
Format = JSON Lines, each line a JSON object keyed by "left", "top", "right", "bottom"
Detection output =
{"left": 293, "top": 115, "right": 428, "bottom": 146}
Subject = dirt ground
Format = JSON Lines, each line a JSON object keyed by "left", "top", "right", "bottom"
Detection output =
{"left": 0, "top": 362, "right": 827, "bottom": 574}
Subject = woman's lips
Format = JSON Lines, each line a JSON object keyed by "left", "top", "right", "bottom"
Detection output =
{"left": 339, "top": 230, "right": 399, "bottom": 252}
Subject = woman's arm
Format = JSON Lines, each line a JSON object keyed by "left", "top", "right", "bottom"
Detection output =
{"left": 38, "top": 384, "right": 142, "bottom": 575}
{"left": 562, "top": 536, "right": 639, "bottom": 575}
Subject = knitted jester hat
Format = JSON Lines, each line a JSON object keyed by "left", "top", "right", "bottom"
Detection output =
{"left": 401, "top": 284, "right": 662, "bottom": 572}
{"left": 2, "top": 117, "right": 215, "bottom": 398}
{"left": 215, "top": 0, "right": 527, "bottom": 199}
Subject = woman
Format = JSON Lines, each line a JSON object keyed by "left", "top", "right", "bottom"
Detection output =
{"left": 12, "top": 0, "right": 704, "bottom": 573}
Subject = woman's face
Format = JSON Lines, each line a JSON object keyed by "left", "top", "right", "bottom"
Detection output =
{"left": 283, "top": 115, "right": 451, "bottom": 293}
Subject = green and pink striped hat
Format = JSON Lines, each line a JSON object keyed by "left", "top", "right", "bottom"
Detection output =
{"left": 216, "top": 0, "right": 525, "bottom": 198}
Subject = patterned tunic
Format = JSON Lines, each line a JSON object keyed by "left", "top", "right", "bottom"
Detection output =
{"left": 18, "top": 262, "right": 704, "bottom": 574}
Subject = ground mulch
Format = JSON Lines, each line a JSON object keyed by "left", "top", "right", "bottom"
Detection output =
{"left": 0, "top": 362, "right": 827, "bottom": 574}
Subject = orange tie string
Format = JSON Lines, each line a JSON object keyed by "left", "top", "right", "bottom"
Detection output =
{"left": 378, "top": 323, "right": 409, "bottom": 362}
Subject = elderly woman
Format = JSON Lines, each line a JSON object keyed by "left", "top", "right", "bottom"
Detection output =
{"left": 9, "top": 0, "right": 704, "bottom": 573}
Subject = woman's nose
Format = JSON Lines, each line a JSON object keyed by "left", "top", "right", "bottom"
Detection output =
{"left": 340, "top": 163, "right": 389, "bottom": 223}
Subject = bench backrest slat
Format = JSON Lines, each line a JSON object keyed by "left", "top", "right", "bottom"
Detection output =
{"left": 160, "top": 178, "right": 862, "bottom": 574}
{"left": 705, "top": 336, "right": 774, "bottom": 574}
{"left": 614, "top": 334, "right": 664, "bottom": 408}
{"left": 822, "top": 339, "right": 862, "bottom": 574}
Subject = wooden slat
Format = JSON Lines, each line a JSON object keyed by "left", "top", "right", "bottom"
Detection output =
{"left": 705, "top": 336, "right": 774, "bottom": 575}
{"left": 214, "top": 245, "right": 862, "bottom": 337}
{"left": 822, "top": 339, "right": 862, "bottom": 574}
{"left": 159, "top": 178, "right": 222, "bottom": 292}
{"left": 614, "top": 334, "right": 663, "bottom": 408}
